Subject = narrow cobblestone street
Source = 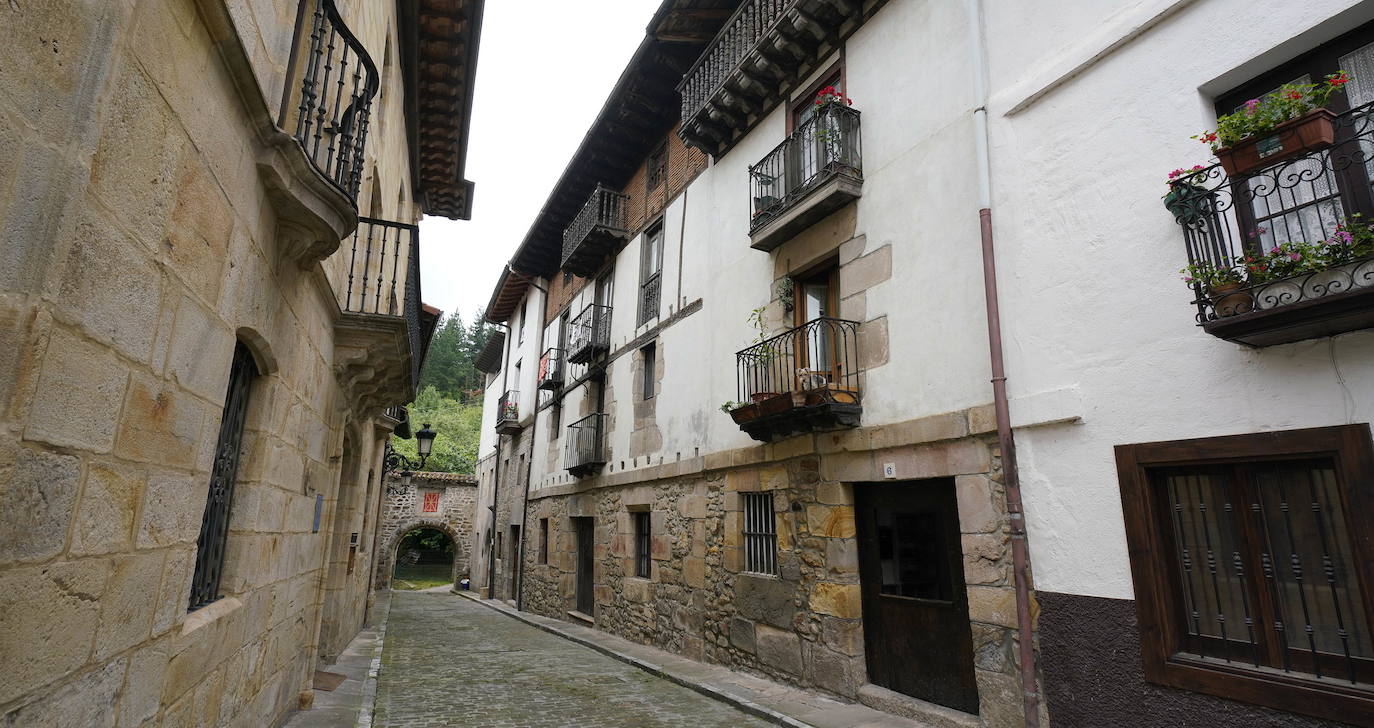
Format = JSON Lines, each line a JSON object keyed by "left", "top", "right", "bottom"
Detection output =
{"left": 373, "top": 591, "right": 774, "bottom": 727}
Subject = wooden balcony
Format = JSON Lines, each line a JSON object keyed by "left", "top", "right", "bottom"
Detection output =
{"left": 676, "top": 0, "right": 873, "bottom": 157}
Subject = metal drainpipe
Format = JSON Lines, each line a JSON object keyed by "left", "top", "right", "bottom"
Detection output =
{"left": 965, "top": 0, "right": 1041, "bottom": 725}
{"left": 515, "top": 283, "right": 547, "bottom": 611}
{"left": 485, "top": 322, "right": 510, "bottom": 598}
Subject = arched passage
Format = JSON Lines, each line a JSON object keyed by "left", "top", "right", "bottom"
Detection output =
{"left": 379, "top": 520, "right": 462, "bottom": 591}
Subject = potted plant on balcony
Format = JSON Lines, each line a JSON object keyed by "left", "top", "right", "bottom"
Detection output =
{"left": 1193, "top": 72, "right": 1350, "bottom": 177}
{"left": 1162, "top": 165, "right": 1211, "bottom": 223}
{"left": 1182, "top": 259, "right": 1251, "bottom": 317}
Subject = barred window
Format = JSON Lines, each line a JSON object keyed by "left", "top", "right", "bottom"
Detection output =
{"left": 743, "top": 492, "right": 778, "bottom": 576}
{"left": 189, "top": 342, "right": 258, "bottom": 611}
{"left": 633, "top": 510, "right": 651, "bottom": 579}
{"left": 1117, "top": 425, "right": 1374, "bottom": 723}
{"left": 539, "top": 518, "right": 549, "bottom": 564}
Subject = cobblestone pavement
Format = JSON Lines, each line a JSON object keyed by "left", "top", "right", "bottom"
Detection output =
{"left": 374, "top": 590, "right": 774, "bottom": 727}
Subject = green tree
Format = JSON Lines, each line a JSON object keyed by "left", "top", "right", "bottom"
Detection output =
{"left": 391, "top": 386, "right": 482, "bottom": 474}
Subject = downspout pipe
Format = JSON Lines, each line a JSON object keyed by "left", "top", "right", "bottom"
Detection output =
{"left": 485, "top": 322, "right": 510, "bottom": 598}
{"left": 515, "top": 284, "right": 548, "bottom": 611}
{"left": 965, "top": 1, "right": 1041, "bottom": 725}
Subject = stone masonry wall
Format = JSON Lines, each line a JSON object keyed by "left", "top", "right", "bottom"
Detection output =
{"left": 373, "top": 472, "right": 478, "bottom": 590}
{"left": 0, "top": 1, "right": 418, "bottom": 726}
{"left": 522, "top": 407, "right": 1034, "bottom": 728}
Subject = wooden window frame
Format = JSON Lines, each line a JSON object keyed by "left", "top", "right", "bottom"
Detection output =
{"left": 646, "top": 142, "right": 668, "bottom": 193}
{"left": 1115, "top": 424, "right": 1374, "bottom": 725}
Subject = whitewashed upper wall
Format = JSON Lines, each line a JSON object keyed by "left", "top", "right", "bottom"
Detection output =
{"left": 984, "top": 0, "right": 1374, "bottom": 599}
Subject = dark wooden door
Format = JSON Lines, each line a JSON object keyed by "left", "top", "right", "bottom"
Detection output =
{"left": 855, "top": 480, "right": 979, "bottom": 714}
{"left": 574, "top": 517, "right": 594, "bottom": 616}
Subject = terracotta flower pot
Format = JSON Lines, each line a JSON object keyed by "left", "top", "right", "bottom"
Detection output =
{"left": 1209, "top": 282, "right": 1254, "bottom": 317}
{"left": 1214, "top": 109, "right": 1336, "bottom": 177}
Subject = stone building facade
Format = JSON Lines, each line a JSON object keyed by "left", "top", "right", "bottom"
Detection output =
{"left": 373, "top": 471, "right": 478, "bottom": 590}
{"left": 0, "top": 1, "right": 480, "bottom": 726}
{"left": 474, "top": 1, "right": 1374, "bottom": 727}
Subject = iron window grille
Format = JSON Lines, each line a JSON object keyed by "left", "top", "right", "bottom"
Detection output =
{"left": 189, "top": 342, "right": 258, "bottom": 611}
{"left": 633, "top": 511, "right": 652, "bottom": 579}
{"left": 639, "top": 224, "right": 664, "bottom": 326}
{"left": 1116, "top": 425, "right": 1374, "bottom": 723}
{"left": 283, "top": 0, "right": 379, "bottom": 203}
{"left": 743, "top": 492, "right": 779, "bottom": 576}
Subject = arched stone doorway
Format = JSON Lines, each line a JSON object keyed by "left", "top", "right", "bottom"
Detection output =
{"left": 377, "top": 519, "right": 463, "bottom": 591}
{"left": 390, "top": 525, "right": 457, "bottom": 590}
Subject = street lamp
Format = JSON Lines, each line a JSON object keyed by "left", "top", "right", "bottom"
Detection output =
{"left": 382, "top": 423, "right": 437, "bottom": 496}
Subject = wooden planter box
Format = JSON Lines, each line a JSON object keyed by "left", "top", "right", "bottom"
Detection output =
{"left": 1215, "top": 109, "right": 1336, "bottom": 177}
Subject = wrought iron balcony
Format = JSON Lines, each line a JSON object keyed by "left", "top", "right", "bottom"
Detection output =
{"left": 537, "top": 348, "right": 565, "bottom": 391}
{"left": 338, "top": 217, "right": 424, "bottom": 388}
{"left": 566, "top": 304, "right": 611, "bottom": 365}
{"left": 729, "top": 317, "right": 861, "bottom": 442}
{"left": 748, "top": 102, "right": 862, "bottom": 251}
{"left": 676, "top": 0, "right": 867, "bottom": 157}
{"left": 284, "top": 0, "right": 378, "bottom": 203}
{"left": 638, "top": 273, "right": 662, "bottom": 326}
{"left": 565, "top": 413, "right": 607, "bottom": 477}
{"left": 1169, "top": 100, "right": 1374, "bottom": 347}
{"left": 562, "top": 185, "right": 629, "bottom": 277}
{"left": 496, "top": 391, "right": 521, "bottom": 435}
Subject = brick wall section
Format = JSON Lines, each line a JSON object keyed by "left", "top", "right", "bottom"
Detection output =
{"left": 544, "top": 125, "right": 708, "bottom": 325}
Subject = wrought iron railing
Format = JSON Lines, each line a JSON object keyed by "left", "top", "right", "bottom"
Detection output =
{"left": 677, "top": 0, "right": 798, "bottom": 124}
{"left": 562, "top": 186, "right": 628, "bottom": 264}
{"left": 749, "top": 103, "right": 862, "bottom": 232}
{"left": 338, "top": 217, "right": 423, "bottom": 391}
{"left": 1169, "top": 100, "right": 1374, "bottom": 323}
{"left": 340, "top": 218, "right": 416, "bottom": 316}
{"left": 565, "top": 413, "right": 607, "bottom": 473}
{"left": 538, "top": 348, "right": 565, "bottom": 390}
{"left": 638, "top": 273, "right": 662, "bottom": 326}
{"left": 567, "top": 304, "right": 612, "bottom": 363}
{"left": 736, "top": 317, "right": 861, "bottom": 403}
{"left": 283, "top": 0, "right": 379, "bottom": 202}
{"left": 496, "top": 391, "right": 519, "bottom": 427}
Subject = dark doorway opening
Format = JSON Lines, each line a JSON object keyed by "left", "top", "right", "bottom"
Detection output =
{"left": 392, "top": 527, "right": 455, "bottom": 590}
{"left": 855, "top": 479, "right": 979, "bottom": 714}
{"left": 573, "top": 517, "right": 595, "bottom": 616}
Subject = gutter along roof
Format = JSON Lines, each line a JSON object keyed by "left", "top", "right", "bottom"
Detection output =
{"left": 399, "top": 0, "right": 486, "bottom": 220}
{"left": 481, "top": 0, "right": 737, "bottom": 324}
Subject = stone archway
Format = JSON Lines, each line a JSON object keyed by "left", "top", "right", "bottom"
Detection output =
{"left": 371, "top": 472, "right": 477, "bottom": 591}
{"left": 379, "top": 519, "right": 463, "bottom": 590}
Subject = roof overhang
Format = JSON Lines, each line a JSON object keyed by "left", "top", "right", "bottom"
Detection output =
{"left": 499, "top": 0, "right": 733, "bottom": 279}
{"left": 473, "top": 330, "right": 506, "bottom": 374}
{"left": 482, "top": 265, "right": 530, "bottom": 324}
{"left": 399, "top": 0, "right": 485, "bottom": 220}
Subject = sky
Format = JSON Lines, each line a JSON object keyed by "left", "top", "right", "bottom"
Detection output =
{"left": 416, "top": 0, "right": 661, "bottom": 327}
